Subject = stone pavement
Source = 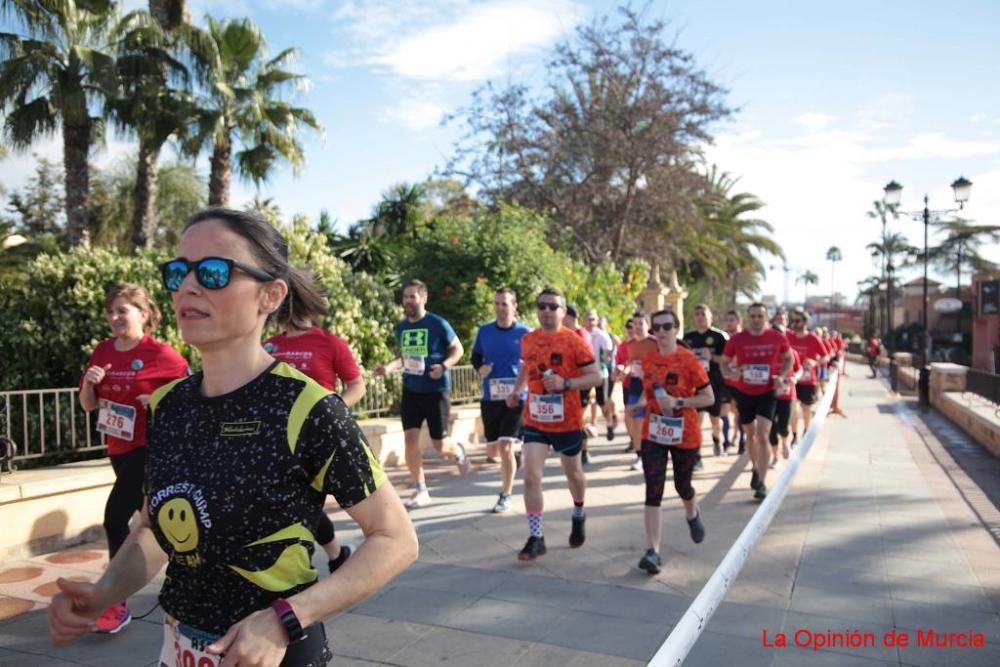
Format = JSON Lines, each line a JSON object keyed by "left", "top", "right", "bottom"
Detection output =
{"left": 1, "top": 361, "right": 998, "bottom": 666}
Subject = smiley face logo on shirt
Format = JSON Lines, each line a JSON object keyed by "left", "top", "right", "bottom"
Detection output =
{"left": 264, "top": 342, "right": 277, "bottom": 353}
{"left": 159, "top": 497, "right": 200, "bottom": 552}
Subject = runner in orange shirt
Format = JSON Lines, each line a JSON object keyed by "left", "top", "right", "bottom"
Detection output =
{"left": 620, "top": 313, "right": 657, "bottom": 471}
{"left": 629, "top": 309, "right": 715, "bottom": 575}
{"left": 506, "top": 288, "right": 602, "bottom": 561}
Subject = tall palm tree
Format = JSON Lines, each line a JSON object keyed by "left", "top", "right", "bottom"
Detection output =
{"left": 797, "top": 270, "right": 818, "bottom": 305}
{"left": 826, "top": 246, "right": 842, "bottom": 310}
{"left": 0, "top": 0, "right": 118, "bottom": 246}
{"left": 186, "top": 17, "right": 321, "bottom": 206}
{"left": 929, "top": 219, "right": 1000, "bottom": 291}
{"left": 691, "top": 167, "right": 783, "bottom": 305}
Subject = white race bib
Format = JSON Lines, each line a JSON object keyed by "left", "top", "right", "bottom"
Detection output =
{"left": 402, "top": 355, "right": 426, "bottom": 376}
{"left": 159, "top": 617, "right": 222, "bottom": 667}
{"left": 529, "top": 393, "right": 564, "bottom": 423}
{"left": 489, "top": 378, "right": 517, "bottom": 401}
{"left": 96, "top": 399, "right": 136, "bottom": 441}
{"left": 742, "top": 364, "right": 771, "bottom": 385}
{"left": 776, "top": 378, "right": 794, "bottom": 399}
{"left": 630, "top": 360, "right": 643, "bottom": 377}
{"left": 699, "top": 352, "right": 711, "bottom": 372}
{"left": 649, "top": 413, "right": 684, "bottom": 446}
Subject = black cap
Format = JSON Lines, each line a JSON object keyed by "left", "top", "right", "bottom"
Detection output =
{"left": 565, "top": 305, "right": 578, "bottom": 318}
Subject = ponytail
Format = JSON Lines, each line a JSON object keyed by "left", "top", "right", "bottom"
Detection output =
{"left": 276, "top": 267, "right": 329, "bottom": 330}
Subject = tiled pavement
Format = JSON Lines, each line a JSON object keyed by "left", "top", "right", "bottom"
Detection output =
{"left": 1, "top": 362, "right": 998, "bottom": 666}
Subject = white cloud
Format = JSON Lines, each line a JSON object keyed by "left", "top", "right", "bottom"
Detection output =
{"left": 381, "top": 100, "right": 447, "bottom": 130}
{"left": 792, "top": 112, "right": 835, "bottom": 132}
{"left": 325, "top": 0, "right": 585, "bottom": 81}
{"left": 705, "top": 115, "right": 1000, "bottom": 305}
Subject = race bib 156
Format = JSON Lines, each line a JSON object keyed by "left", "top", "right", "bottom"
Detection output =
{"left": 529, "top": 393, "right": 564, "bottom": 422}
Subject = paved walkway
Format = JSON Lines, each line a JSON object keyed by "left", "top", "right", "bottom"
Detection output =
{"left": 0, "top": 362, "right": 998, "bottom": 666}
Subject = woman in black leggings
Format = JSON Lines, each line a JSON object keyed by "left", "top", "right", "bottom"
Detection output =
{"left": 78, "top": 284, "right": 188, "bottom": 633}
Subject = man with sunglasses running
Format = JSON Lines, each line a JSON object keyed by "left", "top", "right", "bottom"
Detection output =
{"left": 377, "top": 279, "right": 469, "bottom": 509}
{"left": 507, "top": 288, "right": 602, "bottom": 560}
{"left": 721, "top": 303, "right": 794, "bottom": 500}
{"left": 786, "top": 308, "right": 829, "bottom": 445}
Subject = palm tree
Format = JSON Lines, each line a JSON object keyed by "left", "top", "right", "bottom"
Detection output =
{"left": 826, "top": 246, "right": 842, "bottom": 311}
{"left": 186, "top": 17, "right": 321, "bottom": 206}
{"left": 691, "top": 167, "right": 784, "bottom": 305}
{"left": 929, "top": 219, "right": 1000, "bottom": 291}
{"left": 797, "top": 270, "right": 818, "bottom": 305}
{"left": 0, "top": 0, "right": 118, "bottom": 246}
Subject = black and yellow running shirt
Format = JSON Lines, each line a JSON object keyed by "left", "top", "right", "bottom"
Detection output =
{"left": 147, "top": 361, "right": 385, "bottom": 634}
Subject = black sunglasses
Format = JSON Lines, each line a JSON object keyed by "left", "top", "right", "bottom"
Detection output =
{"left": 160, "top": 257, "right": 275, "bottom": 292}
{"left": 651, "top": 322, "right": 675, "bottom": 331}
{"left": 536, "top": 302, "right": 561, "bottom": 311}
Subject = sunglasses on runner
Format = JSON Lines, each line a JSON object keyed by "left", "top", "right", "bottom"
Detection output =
{"left": 650, "top": 322, "right": 675, "bottom": 332}
{"left": 160, "top": 257, "right": 276, "bottom": 292}
{"left": 536, "top": 302, "right": 561, "bottom": 311}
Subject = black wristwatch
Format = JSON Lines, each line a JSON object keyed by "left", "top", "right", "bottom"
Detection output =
{"left": 271, "top": 598, "right": 307, "bottom": 644}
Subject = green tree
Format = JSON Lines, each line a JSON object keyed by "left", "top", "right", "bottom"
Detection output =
{"left": 826, "top": 245, "right": 842, "bottom": 309}
{"left": 6, "top": 156, "right": 65, "bottom": 237}
{"left": 928, "top": 219, "right": 1000, "bottom": 291}
{"left": 185, "top": 17, "right": 321, "bottom": 206}
{"left": 0, "top": 0, "right": 118, "bottom": 245}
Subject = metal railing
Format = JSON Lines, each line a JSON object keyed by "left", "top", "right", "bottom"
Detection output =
{"left": 1, "top": 365, "right": 484, "bottom": 465}
{"left": 964, "top": 369, "right": 1000, "bottom": 407}
{"left": 1, "top": 388, "right": 105, "bottom": 467}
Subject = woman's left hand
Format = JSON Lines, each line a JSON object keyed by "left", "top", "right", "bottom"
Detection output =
{"left": 209, "top": 608, "right": 288, "bottom": 667}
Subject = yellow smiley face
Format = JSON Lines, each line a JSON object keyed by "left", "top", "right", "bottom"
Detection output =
{"left": 158, "top": 498, "right": 200, "bottom": 552}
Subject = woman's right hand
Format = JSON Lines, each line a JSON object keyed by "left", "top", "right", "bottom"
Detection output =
{"left": 83, "top": 363, "right": 112, "bottom": 386}
{"left": 48, "top": 578, "right": 104, "bottom": 646}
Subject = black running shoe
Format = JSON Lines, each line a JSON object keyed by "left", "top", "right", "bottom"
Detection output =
{"left": 638, "top": 549, "right": 662, "bottom": 574}
{"left": 687, "top": 513, "right": 705, "bottom": 544}
{"left": 606, "top": 426, "right": 615, "bottom": 441}
{"left": 518, "top": 536, "right": 547, "bottom": 561}
{"left": 328, "top": 544, "right": 355, "bottom": 573}
{"left": 738, "top": 441, "right": 746, "bottom": 455}
{"left": 750, "top": 469, "right": 760, "bottom": 490}
{"left": 569, "top": 515, "right": 586, "bottom": 548}
{"left": 754, "top": 483, "right": 768, "bottom": 500}
{"left": 581, "top": 450, "right": 590, "bottom": 466}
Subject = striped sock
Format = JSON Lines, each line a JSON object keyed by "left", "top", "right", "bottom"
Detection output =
{"left": 528, "top": 512, "right": 543, "bottom": 537}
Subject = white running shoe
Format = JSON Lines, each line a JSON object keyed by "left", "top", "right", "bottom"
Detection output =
{"left": 455, "top": 443, "right": 471, "bottom": 475}
{"left": 629, "top": 455, "right": 643, "bottom": 472}
{"left": 404, "top": 489, "right": 432, "bottom": 509}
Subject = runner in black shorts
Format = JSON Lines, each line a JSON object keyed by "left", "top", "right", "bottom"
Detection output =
{"left": 471, "top": 287, "right": 531, "bottom": 513}
{"left": 683, "top": 304, "right": 730, "bottom": 458}
{"left": 377, "top": 279, "right": 470, "bottom": 509}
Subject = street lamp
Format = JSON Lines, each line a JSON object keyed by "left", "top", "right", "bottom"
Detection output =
{"left": 886, "top": 261, "right": 895, "bottom": 355}
{"left": 883, "top": 177, "right": 972, "bottom": 405}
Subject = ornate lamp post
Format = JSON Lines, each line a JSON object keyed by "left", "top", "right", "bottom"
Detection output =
{"left": 883, "top": 177, "right": 972, "bottom": 405}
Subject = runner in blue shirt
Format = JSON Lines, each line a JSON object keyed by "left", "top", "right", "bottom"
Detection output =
{"left": 471, "top": 287, "right": 531, "bottom": 513}
{"left": 376, "top": 279, "right": 468, "bottom": 509}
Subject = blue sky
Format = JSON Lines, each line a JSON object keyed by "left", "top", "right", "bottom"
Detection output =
{"left": 3, "top": 0, "right": 999, "bottom": 303}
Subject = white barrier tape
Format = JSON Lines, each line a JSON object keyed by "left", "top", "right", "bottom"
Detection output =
{"left": 647, "top": 369, "right": 840, "bottom": 667}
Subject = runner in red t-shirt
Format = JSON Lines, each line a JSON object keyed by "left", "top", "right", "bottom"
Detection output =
{"left": 618, "top": 314, "right": 658, "bottom": 470}
{"left": 723, "top": 309, "right": 746, "bottom": 453}
{"left": 769, "top": 350, "right": 802, "bottom": 465}
{"left": 507, "top": 288, "right": 601, "bottom": 561}
{"left": 786, "top": 308, "right": 830, "bottom": 442}
{"left": 828, "top": 330, "right": 847, "bottom": 417}
{"left": 720, "top": 303, "right": 794, "bottom": 500}
{"left": 78, "top": 284, "right": 188, "bottom": 633}
{"left": 628, "top": 309, "right": 714, "bottom": 574}
{"left": 563, "top": 305, "right": 594, "bottom": 463}
{"left": 867, "top": 335, "right": 882, "bottom": 378}
{"left": 264, "top": 315, "right": 366, "bottom": 574}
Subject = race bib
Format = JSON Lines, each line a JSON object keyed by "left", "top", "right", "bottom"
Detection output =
{"left": 630, "top": 360, "right": 643, "bottom": 377}
{"left": 159, "top": 617, "right": 222, "bottom": 667}
{"left": 649, "top": 414, "right": 683, "bottom": 446}
{"left": 402, "top": 355, "right": 426, "bottom": 376}
{"left": 489, "top": 378, "right": 516, "bottom": 401}
{"left": 96, "top": 399, "right": 136, "bottom": 441}
{"left": 529, "top": 393, "right": 564, "bottom": 423}
{"left": 698, "top": 350, "right": 711, "bottom": 372}
{"left": 742, "top": 364, "right": 771, "bottom": 385}
{"left": 776, "top": 379, "right": 794, "bottom": 399}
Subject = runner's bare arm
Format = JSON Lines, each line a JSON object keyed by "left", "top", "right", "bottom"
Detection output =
{"left": 505, "top": 362, "right": 527, "bottom": 408}
{"left": 339, "top": 376, "right": 366, "bottom": 408}
{"left": 441, "top": 337, "right": 464, "bottom": 369}
{"left": 569, "top": 362, "right": 603, "bottom": 391}
{"left": 779, "top": 349, "right": 795, "bottom": 377}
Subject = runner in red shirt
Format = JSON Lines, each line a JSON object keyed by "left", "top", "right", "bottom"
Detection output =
{"left": 786, "top": 308, "right": 830, "bottom": 442}
{"left": 563, "top": 305, "right": 594, "bottom": 463}
{"left": 828, "top": 330, "right": 847, "bottom": 417}
{"left": 507, "top": 288, "right": 601, "bottom": 561}
{"left": 720, "top": 303, "right": 794, "bottom": 500}
{"left": 78, "top": 284, "right": 188, "bottom": 634}
{"left": 264, "top": 314, "right": 366, "bottom": 574}
{"left": 723, "top": 309, "right": 746, "bottom": 453}
{"left": 867, "top": 335, "right": 882, "bottom": 378}
{"left": 769, "top": 349, "right": 802, "bottom": 465}
{"left": 619, "top": 314, "right": 658, "bottom": 470}
{"left": 629, "top": 309, "right": 714, "bottom": 574}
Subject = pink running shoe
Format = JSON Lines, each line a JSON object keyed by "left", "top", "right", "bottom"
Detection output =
{"left": 94, "top": 602, "right": 131, "bottom": 634}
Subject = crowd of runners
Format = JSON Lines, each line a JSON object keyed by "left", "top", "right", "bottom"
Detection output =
{"left": 52, "top": 206, "right": 849, "bottom": 666}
